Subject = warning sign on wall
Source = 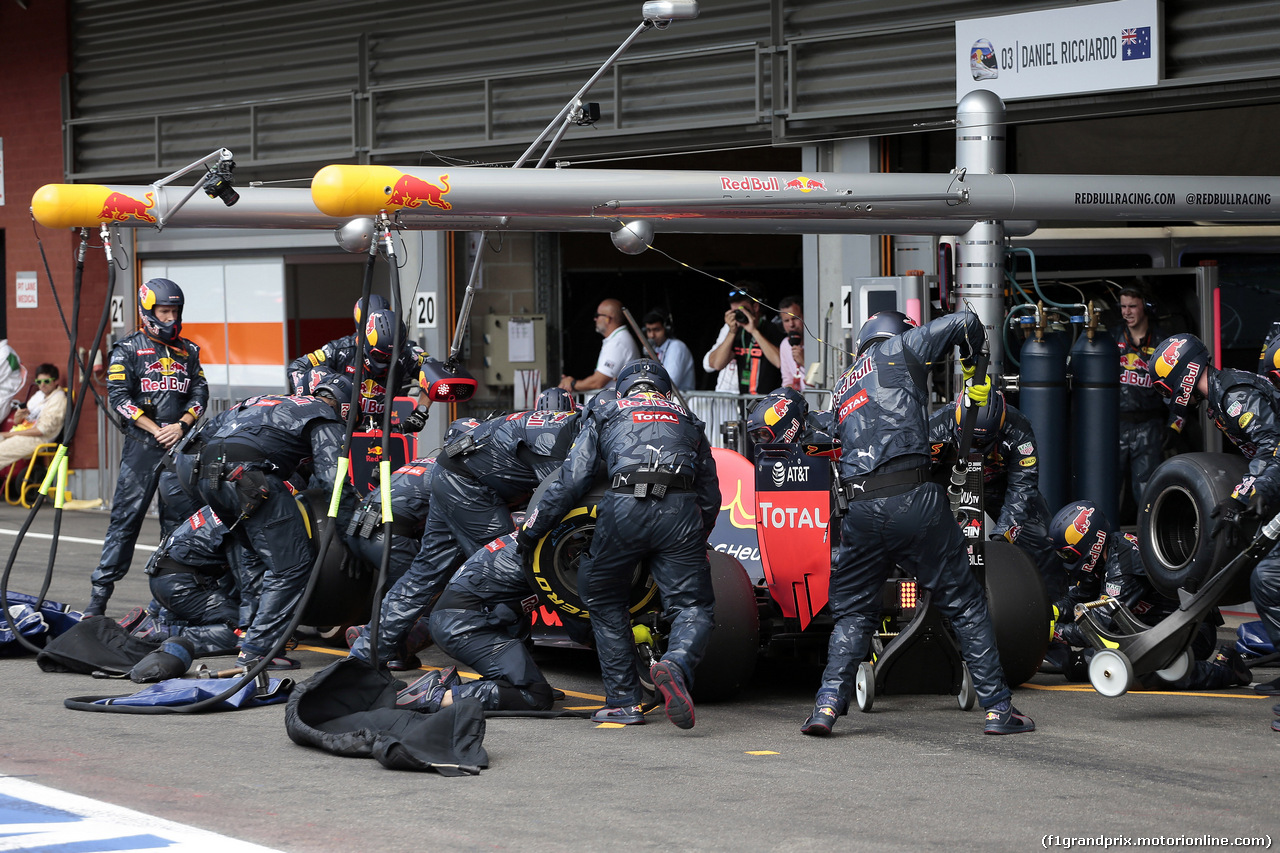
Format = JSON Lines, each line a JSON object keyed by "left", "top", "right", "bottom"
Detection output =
{"left": 15, "top": 272, "right": 37, "bottom": 309}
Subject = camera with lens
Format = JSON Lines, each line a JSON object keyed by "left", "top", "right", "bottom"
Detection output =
{"left": 202, "top": 160, "right": 240, "bottom": 207}
{"left": 733, "top": 309, "right": 749, "bottom": 325}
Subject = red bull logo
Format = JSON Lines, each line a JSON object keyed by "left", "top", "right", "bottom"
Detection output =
{"left": 1156, "top": 337, "right": 1186, "bottom": 377}
{"left": 764, "top": 398, "right": 789, "bottom": 426}
{"left": 98, "top": 191, "right": 157, "bottom": 224}
{"left": 1064, "top": 506, "right": 1094, "bottom": 546}
{"left": 719, "top": 176, "right": 781, "bottom": 192}
{"left": 385, "top": 173, "right": 452, "bottom": 211}
{"left": 783, "top": 176, "right": 828, "bottom": 193}
{"left": 139, "top": 357, "right": 190, "bottom": 393}
{"left": 360, "top": 378, "right": 388, "bottom": 414}
{"left": 144, "top": 357, "right": 185, "bottom": 376}
{"left": 1119, "top": 352, "right": 1144, "bottom": 370}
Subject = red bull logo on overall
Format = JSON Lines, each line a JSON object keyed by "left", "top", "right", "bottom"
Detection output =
{"left": 361, "top": 379, "right": 388, "bottom": 414}
{"left": 385, "top": 173, "right": 452, "bottom": 211}
{"left": 139, "top": 357, "right": 190, "bottom": 393}
{"left": 98, "top": 191, "right": 158, "bottom": 224}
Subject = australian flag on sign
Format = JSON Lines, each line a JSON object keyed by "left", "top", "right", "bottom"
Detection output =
{"left": 1121, "top": 26, "right": 1151, "bottom": 60}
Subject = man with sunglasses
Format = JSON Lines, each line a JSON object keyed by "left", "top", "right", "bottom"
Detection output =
{"left": 558, "top": 298, "right": 638, "bottom": 394}
{"left": 0, "top": 364, "right": 66, "bottom": 473}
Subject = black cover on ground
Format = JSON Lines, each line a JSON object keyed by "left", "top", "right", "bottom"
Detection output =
{"left": 36, "top": 615, "right": 163, "bottom": 675}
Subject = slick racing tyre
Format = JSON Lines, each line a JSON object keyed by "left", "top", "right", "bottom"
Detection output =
{"left": 522, "top": 481, "right": 658, "bottom": 621}
{"left": 983, "top": 540, "right": 1049, "bottom": 687}
{"left": 1139, "top": 452, "right": 1255, "bottom": 604}
{"left": 688, "top": 551, "right": 760, "bottom": 702}
{"left": 296, "top": 491, "right": 374, "bottom": 627}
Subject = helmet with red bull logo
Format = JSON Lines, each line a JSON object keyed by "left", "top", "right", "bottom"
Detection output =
{"left": 353, "top": 294, "right": 390, "bottom": 328}
{"left": 1259, "top": 330, "right": 1280, "bottom": 391}
{"left": 1048, "top": 499, "right": 1109, "bottom": 573}
{"left": 361, "top": 308, "right": 402, "bottom": 375}
{"left": 856, "top": 310, "right": 917, "bottom": 355}
{"left": 308, "top": 368, "right": 355, "bottom": 419}
{"left": 747, "top": 388, "right": 808, "bottom": 444}
{"left": 1148, "top": 334, "right": 1210, "bottom": 423}
{"left": 138, "top": 278, "right": 184, "bottom": 344}
{"left": 953, "top": 388, "right": 1007, "bottom": 452}
{"left": 616, "top": 359, "right": 672, "bottom": 397}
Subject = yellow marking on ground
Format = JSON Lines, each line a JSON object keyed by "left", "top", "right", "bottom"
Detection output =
{"left": 746, "top": 751, "right": 780, "bottom": 755}
{"left": 596, "top": 723, "right": 629, "bottom": 728}
{"left": 293, "top": 643, "right": 606, "bottom": 701}
{"left": 1022, "top": 683, "right": 1265, "bottom": 699}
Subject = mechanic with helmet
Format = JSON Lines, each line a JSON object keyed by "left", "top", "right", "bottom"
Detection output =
{"left": 287, "top": 306, "right": 430, "bottom": 430}
{"left": 1046, "top": 499, "right": 1251, "bottom": 690}
{"left": 746, "top": 386, "right": 836, "bottom": 447}
{"left": 1148, "top": 333, "right": 1280, "bottom": 707}
{"left": 1116, "top": 285, "right": 1169, "bottom": 507}
{"left": 395, "top": 529, "right": 557, "bottom": 715}
{"left": 802, "top": 310, "right": 1034, "bottom": 737}
{"left": 517, "top": 359, "right": 719, "bottom": 729}
{"left": 348, "top": 395, "right": 582, "bottom": 668}
{"left": 86, "top": 278, "right": 209, "bottom": 617}
{"left": 192, "top": 370, "right": 357, "bottom": 670}
{"left": 927, "top": 389, "right": 1064, "bottom": 602}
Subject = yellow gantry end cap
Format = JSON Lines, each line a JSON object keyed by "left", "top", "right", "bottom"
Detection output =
{"left": 31, "top": 184, "right": 124, "bottom": 229}
{"left": 311, "top": 165, "right": 406, "bottom": 217}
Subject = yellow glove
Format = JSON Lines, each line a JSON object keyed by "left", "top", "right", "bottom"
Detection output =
{"left": 965, "top": 374, "right": 992, "bottom": 407}
{"left": 962, "top": 361, "right": 977, "bottom": 383}
{"left": 1048, "top": 604, "right": 1060, "bottom": 643}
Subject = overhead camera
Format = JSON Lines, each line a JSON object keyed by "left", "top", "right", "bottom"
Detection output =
{"left": 572, "top": 101, "right": 601, "bottom": 127}
{"left": 202, "top": 160, "right": 240, "bottom": 207}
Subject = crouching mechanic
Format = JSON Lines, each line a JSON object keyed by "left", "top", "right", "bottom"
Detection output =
{"left": 348, "top": 392, "right": 581, "bottom": 667}
{"left": 194, "top": 372, "right": 356, "bottom": 670}
{"left": 1047, "top": 499, "right": 1250, "bottom": 690}
{"left": 142, "top": 505, "right": 244, "bottom": 657}
{"left": 394, "top": 531, "right": 555, "bottom": 714}
{"left": 804, "top": 310, "right": 1034, "bottom": 737}
{"left": 517, "top": 359, "right": 720, "bottom": 729}
{"left": 927, "top": 389, "right": 1064, "bottom": 602}
{"left": 1148, "top": 334, "right": 1280, "bottom": 704}
{"left": 746, "top": 386, "right": 837, "bottom": 447}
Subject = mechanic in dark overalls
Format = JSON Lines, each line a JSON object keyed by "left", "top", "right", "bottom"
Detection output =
{"left": 745, "top": 386, "right": 836, "bottom": 447}
{"left": 802, "top": 310, "right": 1034, "bottom": 737}
{"left": 518, "top": 359, "right": 720, "bottom": 729}
{"left": 348, "top": 400, "right": 581, "bottom": 667}
{"left": 1116, "top": 286, "right": 1167, "bottom": 507}
{"left": 194, "top": 372, "right": 355, "bottom": 670}
{"left": 142, "top": 505, "right": 243, "bottom": 657}
{"left": 927, "top": 390, "right": 1063, "bottom": 600}
{"left": 287, "top": 307, "right": 429, "bottom": 430}
{"left": 1148, "top": 334, "right": 1280, "bottom": 706}
{"left": 395, "top": 531, "right": 555, "bottom": 714}
{"left": 86, "top": 278, "right": 209, "bottom": 617}
{"left": 1047, "top": 499, "right": 1251, "bottom": 690}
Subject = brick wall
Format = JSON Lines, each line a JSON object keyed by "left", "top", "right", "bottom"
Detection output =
{"left": 1, "top": 0, "right": 108, "bottom": 469}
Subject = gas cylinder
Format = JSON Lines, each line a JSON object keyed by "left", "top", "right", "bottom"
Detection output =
{"left": 1070, "top": 331, "right": 1120, "bottom": 524}
{"left": 1019, "top": 333, "right": 1070, "bottom": 513}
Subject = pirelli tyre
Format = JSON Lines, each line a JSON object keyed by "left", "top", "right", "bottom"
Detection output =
{"left": 983, "top": 540, "right": 1050, "bottom": 687}
{"left": 692, "top": 550, "right": 760, "bottom": 701}
{"left": 296, "top": 490, "right": 374, "bottom": 627}
{"left": 1139, "top": 452, "right": 1255, "bottom": 604}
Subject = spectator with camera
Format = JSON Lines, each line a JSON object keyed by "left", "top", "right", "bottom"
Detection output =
{"left": 703, "top": 282, "right": 783, "bottom": 395}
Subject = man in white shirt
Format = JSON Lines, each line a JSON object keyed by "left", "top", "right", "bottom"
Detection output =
{"left": 559, "top": 298, "right": 639, "bottom": 393}
{"left": 642, "top": 309, "right": 696, "bottom": 391}
{"left": 778, "top": 295, "right": 806, "bottom": 392}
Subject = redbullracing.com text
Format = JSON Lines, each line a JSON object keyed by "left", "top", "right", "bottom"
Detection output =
{"left": 1043, "top": 836, "right": 1272, "bottom": 850}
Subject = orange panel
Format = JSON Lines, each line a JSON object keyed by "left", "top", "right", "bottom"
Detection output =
{"left": 183, "top": 322, "right": 283, "bottom": 365}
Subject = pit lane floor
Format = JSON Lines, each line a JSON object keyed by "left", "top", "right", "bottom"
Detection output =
{"left": 0, "top": 504, "right": 1275, "bottom": 853}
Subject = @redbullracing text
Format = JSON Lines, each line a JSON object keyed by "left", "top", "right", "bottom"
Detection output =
{"left": 1043, "top": 835, "right": 1271, "bottom": 849}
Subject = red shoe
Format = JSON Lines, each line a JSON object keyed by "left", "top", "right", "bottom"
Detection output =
{"left": 650, "top": 661, "right": 695, "bottom": 729}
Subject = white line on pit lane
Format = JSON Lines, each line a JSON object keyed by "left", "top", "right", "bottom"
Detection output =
{"left": 0, "top": 776, "right": 281, "bottom": 852}
{"left": 0, "top": 528, "right": 155, "bottom": 552}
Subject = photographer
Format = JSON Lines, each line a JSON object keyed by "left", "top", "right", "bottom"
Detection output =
{"left": 702, "top": 282, "right": 783, "bottom": 395}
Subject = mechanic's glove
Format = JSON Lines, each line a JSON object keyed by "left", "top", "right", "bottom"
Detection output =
{"left": 961, "top": 361, "right": 977, "bottom": 383}
{"left": 1048, "top": 604, "right": 1060, "bottom": 643}
{"left": 965, "top": 374, "right": 992, "bottom": 407}
{"left": 1210, "top": 496, "right": 1247, "bottom": 548}
{"left": 403, "top": 408, "right": 429, "bottom": 433}
{"left": 989, "top": 529, "right": 1014, "bottom": 544}
{"left": 515, "top": 526, "right": 538, "bottom": 558}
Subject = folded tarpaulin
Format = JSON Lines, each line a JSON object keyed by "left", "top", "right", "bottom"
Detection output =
{"left": 285, "top": 656, "right": 489, "bottom": 775}
{"left": 36, "top": 615, "right": 162, "bottom": 675}
{"left": 0, "top": 591, "right": 82, "bottom": 652}
{"left": 64, "top": 676, "right": 292, "bottom": 711}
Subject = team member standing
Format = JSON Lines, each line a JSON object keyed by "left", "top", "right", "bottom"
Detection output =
{"left": 86, "top": 278, "right": 208, "bottom": 617}
{"left": 559, "top": 298, "right": 639, "bottom": 394}
{"left": 642, "top": 309, "right": 696, "bottom": 392}
{"left": 1148, "top": 334, "right": 1280, "bottom": 704}
{"left": 1116, "top": 286, "right": 1167, "bottom": 507}
{"left": 519, "top": 360, "right": 720, "bottom": 729}
{"left": 194, "top": 372, "right": 355, "bottom": 669}
{"left": 803, "top": 310, "right": 1034, "bottom": 737}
